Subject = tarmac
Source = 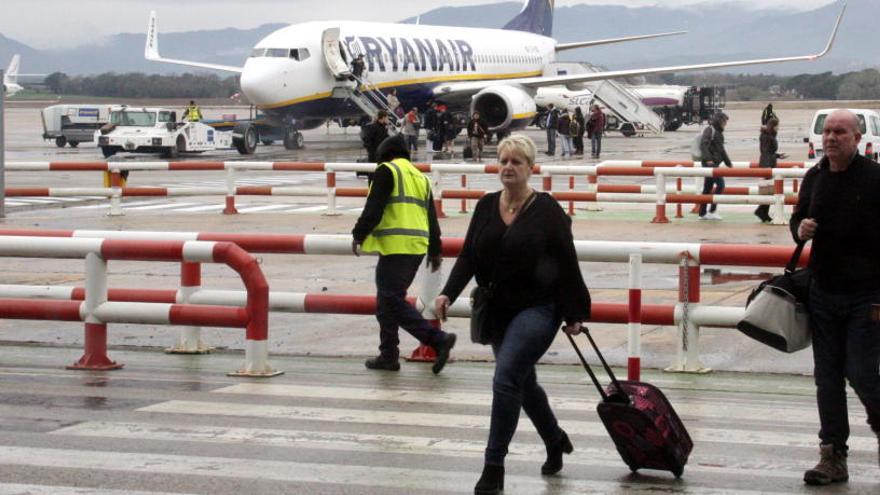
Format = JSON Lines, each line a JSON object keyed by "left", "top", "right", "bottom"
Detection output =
{"left": 1, "top": 99, "right": 879, "bottom": 493}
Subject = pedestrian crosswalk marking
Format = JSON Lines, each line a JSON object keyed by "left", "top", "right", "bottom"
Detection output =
{"left": 51, "top": 421, "right": 880, "bottom": 481}
{"left": 0, "top": 483, "right": 198, "bottom": 495}
{"left": 0, "top": 446, "right": 796, "bottom": 495}
{"left": 138, "top": 400, "right": 878, "bottom": 452}
{"left": 212, "top": 383, "right": 842, "bottom": 425}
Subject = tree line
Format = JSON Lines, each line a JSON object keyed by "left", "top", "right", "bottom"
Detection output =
{"left": 661, "top": 69, "right": 880, "bottom": 101}
{"left": 43, "top": 72, "right": 240, "bottom": 99}
{"left": 40, "top": 68, "right": 880, "bottom": 101}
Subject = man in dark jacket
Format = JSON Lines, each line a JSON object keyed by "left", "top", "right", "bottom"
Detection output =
{"left": 698, "top": 112, "right": 733, "bottom": 220}
{"left": 362, "top": 110, "right": 390, "bottom": 163}
{"left": 791, "top": 109, "right": 880, "bottom": 486}
{"left": 466, "top": 111, "right": 489, "bottom": 161}
{"left": 587, "top": 104, "right": 606, "bottom": 159}
{"left": 544, "top": 104, "right": 559, "bottom": 156}
{"left": 761, "top": 103, "right": 778, "bottom": 125}
{"left": 423, "top": 102, "right": 438, "bottom": 151}
{"left": 351, "top": 134, "right": 457, "bottom": 374}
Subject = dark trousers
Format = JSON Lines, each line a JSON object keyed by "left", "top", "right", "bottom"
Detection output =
{"left": 574, "top": 134, "right": 585, "bottom": 155}
{"left": 375, "top": 254, "right": 444, "bottom": 360}
{"left": 405, "top": 134, "right": 418, "bottom": 152}
{"left": 809, "top": 283, "right": 880, "bottom": 452}
{"left": 546, "top": 128, "right": 556, "bottom": 155}
{"left": 698, "top": 176, "right": 726, "bottom": 216}
{"left": 485, "top": 304, "right": 563, "bottom": 466}
{"left": 591, "top": 133, "right": 603, "bottom": 157}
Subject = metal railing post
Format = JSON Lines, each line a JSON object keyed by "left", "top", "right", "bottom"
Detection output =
{"left": 1, "top": 70, "right": 5, "bottom": 219}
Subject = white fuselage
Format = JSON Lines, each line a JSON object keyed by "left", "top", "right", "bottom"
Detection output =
{"left": 240, "top": 21, "right": 556, "bottom": 124}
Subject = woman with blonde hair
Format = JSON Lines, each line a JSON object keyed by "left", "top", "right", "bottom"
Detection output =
{"left": 434, "top": 134, "right": 591, "bottom": 494}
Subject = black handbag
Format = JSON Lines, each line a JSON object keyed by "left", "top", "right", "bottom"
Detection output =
{"left": 737, "top": 241, "right": 812, "bottom": 352}
{"left": 469, "top": 191, "right": 537, "bottom": 344}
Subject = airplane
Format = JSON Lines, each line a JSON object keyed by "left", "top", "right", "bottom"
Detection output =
{"left": 3, "top": 55, "right": 23, "bottom": 97}
{"left": 145, "top": 0, "right": 845, "bottom": 150}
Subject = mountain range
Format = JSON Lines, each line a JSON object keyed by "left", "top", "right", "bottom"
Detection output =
{"left": 0, "top": 1, "right": 875, "bottom": 77}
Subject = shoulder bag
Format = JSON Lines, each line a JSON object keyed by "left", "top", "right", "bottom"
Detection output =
{"left": 736, "top": 241, "right": 811, "bottom": 353}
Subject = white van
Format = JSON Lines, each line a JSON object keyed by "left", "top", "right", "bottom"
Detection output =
{"left": 805, "top": 108, "right": 880, "bottom": 161}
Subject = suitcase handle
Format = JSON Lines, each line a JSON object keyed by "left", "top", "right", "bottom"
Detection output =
{"left": 566, "top": 328, "right": 628, "bottom": 403}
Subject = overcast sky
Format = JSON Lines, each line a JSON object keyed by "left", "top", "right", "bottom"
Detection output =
{"left": 2, "top": 0, "right": 838, "bottom": 49}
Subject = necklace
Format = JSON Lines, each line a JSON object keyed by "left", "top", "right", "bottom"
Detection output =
{"left": 503, "top": 190, "right": 532, "bottom": 213}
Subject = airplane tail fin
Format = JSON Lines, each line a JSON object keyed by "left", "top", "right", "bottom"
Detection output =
{"left": 5, "top": 54, "right": 20, "bottom": 84}
{"left": 503, "top": 0, "right": 554, "bottom": 37}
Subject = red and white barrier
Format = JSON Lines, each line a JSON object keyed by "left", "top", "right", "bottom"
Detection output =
{"left": 0, "top": 236, "right": 275, "bottom": 376}
{"left": 0, "top": 229, "right": 809, "bottom": 373}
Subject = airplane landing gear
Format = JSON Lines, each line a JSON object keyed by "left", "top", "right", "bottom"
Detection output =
{"left": 283, "top": 127, "right": 304, "bottom": 150}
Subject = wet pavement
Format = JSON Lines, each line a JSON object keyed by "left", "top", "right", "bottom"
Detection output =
{"left": 0, "top": 345, "right": 877, "bottom": 494}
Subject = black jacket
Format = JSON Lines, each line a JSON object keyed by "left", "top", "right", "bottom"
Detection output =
{"left": 441, "top": 192, "right": 590, "bottom": 333}
{"left": 789, "top": 153, "right": 880, "bottom": 293}
{"left": 362, "top": 122, "right": 389, "bottom": 162}
{"left": 758, "top": 127, "right": 779, "bottom": 168}
{"left": 700, "top": 123, "right": 732, "bottom": 167}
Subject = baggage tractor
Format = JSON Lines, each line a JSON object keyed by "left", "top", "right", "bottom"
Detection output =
{"left": 566, "top": 330, "right": 693, "bottom": 477}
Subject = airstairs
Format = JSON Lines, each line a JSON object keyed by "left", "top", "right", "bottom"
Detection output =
{"left": 546, "top": 62, "right": 664, "bottom": 135}
{"left": 330, "top": 76, "right": 400, "bottom": 127}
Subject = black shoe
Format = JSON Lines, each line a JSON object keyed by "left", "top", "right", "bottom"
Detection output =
{"left": 541, "top": 429, "right": 574, "bottom": 475}
{"left": 364, "top": 356, "right": 400, "bottom": 371}
{"left": 474, "top": 464, "right": 504, "bottom": 495}
{"left": 432, "top": 333, "right": 457, "bottom": 374}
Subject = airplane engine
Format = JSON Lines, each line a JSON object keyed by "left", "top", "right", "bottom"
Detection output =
{"left": 470, "top": 86, "right": 536, "bottom": 131}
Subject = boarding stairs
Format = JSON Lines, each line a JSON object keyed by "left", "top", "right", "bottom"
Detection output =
{"left": 330, "top": 76, "right": 401, "bottom": 128}
{"left": 546, "top": 62, "right": 663, "bottom": 135}
{"left": 578, "top": 63, "right": 663, "bottom": 135}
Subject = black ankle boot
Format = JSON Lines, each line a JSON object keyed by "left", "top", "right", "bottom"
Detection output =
{"left": 541, "top": 430, "right": 574, "bottom": 475}
{"left": 474, "top": 464, "right": 504, "bottom": 494}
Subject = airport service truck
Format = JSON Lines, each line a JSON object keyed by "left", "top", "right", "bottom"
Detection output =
{"left": 41, "top": 104, "right": 115, "bottom": 148}
{"left": 97, "top": 106, "right": 258, "bottom": 158}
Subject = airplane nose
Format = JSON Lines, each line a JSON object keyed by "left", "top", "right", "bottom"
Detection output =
{"left": 240, "top": 64, "right": 277, "bottom": 106}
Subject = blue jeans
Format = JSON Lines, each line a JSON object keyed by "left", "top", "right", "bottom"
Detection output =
{"left": 698, "top": 176, "right": 726, "bottom": 216}
{"left": 546, "top": 129, "right": 556, "bottom": 155}
{"left": 559, "top": 134, "right": 573, "bottom": 156}
{"left": 405, "top": 134, "right": 418, "bottom": 152}
{"left": 591, "top": 133, "right": 603, "bottom": 157}
{"left": 375, "top": 254, "right": 445, "bottom": 360}
{"left": 809, "top": 283, "right": 880, "bottom": 452}
{"left": 485, "top": 304, "right": 563, "bottom": 465}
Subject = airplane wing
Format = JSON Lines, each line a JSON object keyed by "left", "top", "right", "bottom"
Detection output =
{"left": 145, "top": 11, "right": 243, "bottom": 73}
{"left": 555, "top": 31, "right": 687, "bottom": 52}
{"left": 434, "top": 4, "right": 844, "bottom": 99}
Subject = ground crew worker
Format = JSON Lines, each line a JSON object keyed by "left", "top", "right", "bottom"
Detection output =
{"left": 183, "top": 100, "right": 203, "bottom": 122}
{"left": 351, "top": 134, "right": 457, "bottom": 374}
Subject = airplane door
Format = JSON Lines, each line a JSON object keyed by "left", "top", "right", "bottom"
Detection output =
{"left": 322, "top": 28, "right": 351, "bottom": 78}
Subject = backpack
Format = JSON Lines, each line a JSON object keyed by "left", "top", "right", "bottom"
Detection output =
{"left": 690, "top": 125, "right": 715, "bottom": 161}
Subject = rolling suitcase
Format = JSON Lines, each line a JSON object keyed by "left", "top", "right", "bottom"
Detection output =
{"left": 566, "top": 331, "right": 693, "bottom": 478}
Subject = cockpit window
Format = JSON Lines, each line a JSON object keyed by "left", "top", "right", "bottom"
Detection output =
{"left": 290, "top": 48, "right": 310, "bottom": 61}
{"left": 250, "top": 48, "right": 267, "bottom": 58}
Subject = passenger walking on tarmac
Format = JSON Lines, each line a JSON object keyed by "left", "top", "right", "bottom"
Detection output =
{"left": 761, "top": 103, "right": 778, "bottom": 126}
{"left": 698, "top": 112, "right": 733, "bottom": 220}
{"left": 433, "top": 134, "right": 590, "bottom": 495}
{"left": 755, "top": 117, "right": 786, "bottom": 223}
{"left": 557, "top": 108, "right": 573, "bottom": 158}
{"left": 544, "top": 104, "right": 558, "bottom": 156}
{"left": 402, "top": 107, "right": 420, "bottom": 153}
{"left": 573, "top": 107, "right": 586, "bottom": 156}
{"left": 352, "top": 134, "right": 457, "bottom": 373}
{"left": 362, "top": 110, "right": 390, "bottom": 164}
{"left": 438, "top": 105, "right": 456, "bottom": 156}
{"left": 791, "top": 109, "right": 880, "bottom": 486}
{"left": 587, "top": 104, "right": 606, "bottom": 159}
{"left": 183, "top": 100, "right": 203, "bottom": 122}
{"left": 467, "top": 111, "right": 489, "bottom": 162}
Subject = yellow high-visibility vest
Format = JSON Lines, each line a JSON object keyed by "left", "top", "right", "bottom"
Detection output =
{"left": 185, "top": 105, "right": 202, "bottom": 121}
{"left": 362, "top": 158, "right": 432, "bottom": 255}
